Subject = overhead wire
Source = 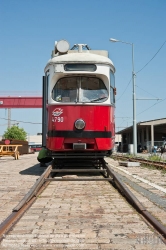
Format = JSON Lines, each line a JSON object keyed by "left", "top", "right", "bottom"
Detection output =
{"left": 116, "top": 40, "right": 166, "bottom": 130}
{"left": 137, "top": 97, "right": 166, "bottom": 116}
{"left": 136, "top": 40, "right": 166, "bottom": 74}
{"left": 116, "top": 78, "right": 132, "bottom": 101}
{"left": 136, "top": 85, "right": 160, "bottom": 99}
{"left": 117, "top": 98, "right": 166, "bottom": 127}
{"left": 135, "top": 40, "right": 166, "bottom": 115}
{"left": 0, "top": 117, "right": 41, "bottom": 124}
{"left": 116, "top": 40, "right": 166, "bottom": 102}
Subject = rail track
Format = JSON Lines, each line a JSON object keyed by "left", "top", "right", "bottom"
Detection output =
{"left": 113, "top": 154, "right": 166, "bottom": 169}
{"left": 0, "top": 158, "right": 166, "bottom": 249}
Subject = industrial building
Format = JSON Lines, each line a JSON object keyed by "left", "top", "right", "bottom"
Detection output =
{"left": 117, "top": 118, "right": 166, "bottom": 153}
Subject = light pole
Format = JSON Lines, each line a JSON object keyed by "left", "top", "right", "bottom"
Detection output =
{"left": 109, "top": 38, "right": 137, "bottom": 155}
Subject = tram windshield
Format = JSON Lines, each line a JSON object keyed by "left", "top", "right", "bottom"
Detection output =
{"left": 52, "top": 77, "right": 108, "bottom": 103}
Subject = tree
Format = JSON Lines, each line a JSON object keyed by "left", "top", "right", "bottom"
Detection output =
{"left": 3, "top": 125, "right": 27, "bottom": 141}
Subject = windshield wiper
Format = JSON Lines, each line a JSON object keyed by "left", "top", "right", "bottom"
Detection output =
{"left": 90, "top": 96, "right": 107, "bottom": 102}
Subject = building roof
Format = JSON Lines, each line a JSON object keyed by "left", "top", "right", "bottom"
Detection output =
{"left": 117, "top": 118, "right": 166, "bottom": 134}
{"left": 137, "top": 118, "right": 166, "bottom": 125}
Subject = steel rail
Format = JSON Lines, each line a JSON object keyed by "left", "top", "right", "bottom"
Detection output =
{"left": 0, "top": 165, "right": 52, "bottom": 241}
{"left": 49, "top": 159, "right": 166, "bottom": 240}
{"left": 106, "top": 162, "right": 166, "bottom": 241}
{"left": 113, "top": 155, "right": 166, "bottom": 169}
{"left": 13, "top": 165, "right": 52, "bottom": 212}
{"left": 1, "top": 159, "right": 166, "bottom": 245}
{"left": 0, "top": 196, "right": 36, "bottom": 242}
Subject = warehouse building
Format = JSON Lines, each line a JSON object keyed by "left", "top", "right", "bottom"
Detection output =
{"left": 117, "top": 118, "right": 166, "bottom": 153}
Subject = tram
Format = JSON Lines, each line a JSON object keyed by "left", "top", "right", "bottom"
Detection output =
{"left": 42, "top": 40, "right": 116, "bottom": 159}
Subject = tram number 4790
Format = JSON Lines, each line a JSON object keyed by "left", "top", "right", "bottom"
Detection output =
{"left": 52, "top": 117, "right": 64, "bottom": 122}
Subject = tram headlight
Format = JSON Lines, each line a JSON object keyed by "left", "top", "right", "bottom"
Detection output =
{"left": 56, "top": 40, "right": 70, "bottom": 53}
{"left": 75, "top": 119, "right": 85, "bottom": 130}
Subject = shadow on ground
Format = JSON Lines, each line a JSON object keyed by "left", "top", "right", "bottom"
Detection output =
{"left": 19, "top": 163, "right": 47, "bottom": 176}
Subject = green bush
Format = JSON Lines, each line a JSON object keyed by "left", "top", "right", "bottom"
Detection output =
{"left": 3, "top": 125, "right": 27, "bottom": 141}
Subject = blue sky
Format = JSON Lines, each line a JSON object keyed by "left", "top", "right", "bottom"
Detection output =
{"left": 0, "top": 0, "right": 166, "bottom": 136}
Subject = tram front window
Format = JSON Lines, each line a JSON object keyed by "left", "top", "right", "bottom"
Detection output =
{"left": 81, "top": 77, "right": 108, "bottom": 102}
{"left": 52, "top": 77, "right": 77, "bottom": 102}
{"left": 52, "top": 77, "right": 108, "bottom": 103}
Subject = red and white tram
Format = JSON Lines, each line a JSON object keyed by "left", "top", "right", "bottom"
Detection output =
{"left": 42, "top": 40, "right": 116, "bottom": 159}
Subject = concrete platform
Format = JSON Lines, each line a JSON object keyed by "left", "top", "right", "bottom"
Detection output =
{"left": 119, "top": 161, "right": 140, "bottom": 167}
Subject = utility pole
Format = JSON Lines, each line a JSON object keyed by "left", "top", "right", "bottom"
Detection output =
{"left": 8, "top": 108, "right": 11, "bottom": 128}
{"left": 110, "top": 38, "right": 137, "bottom": 155}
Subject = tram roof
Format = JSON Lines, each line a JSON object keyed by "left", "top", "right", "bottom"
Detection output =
{"left": 45, "top": 51, "right": 115, "bottom": 72}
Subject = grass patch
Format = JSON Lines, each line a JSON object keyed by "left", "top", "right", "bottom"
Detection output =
{"left": 148, "top": 154, "right": 166, "bottom": 162}
{"left": 141, "top": 164, "right": 158, "bottom": 170}
{"left": 141, "top": 163, "right": 166, "bottom": 174}
{"left": 148, "top": 155, "right": 162, "bottom": 161}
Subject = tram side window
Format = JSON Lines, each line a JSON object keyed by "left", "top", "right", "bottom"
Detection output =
{"left": 47, "top": 74, "right": 49, "bottom": 95}
{"left": 110, "top": 71, "right": 115, "bottom": 104}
